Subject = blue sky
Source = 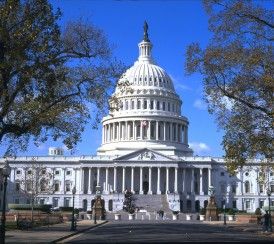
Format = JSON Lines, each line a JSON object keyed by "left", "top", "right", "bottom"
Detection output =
{"left": 1, "top": 0, "right": 226, "bottom": 157}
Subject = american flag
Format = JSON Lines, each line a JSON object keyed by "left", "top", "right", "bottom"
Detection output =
{"left": 141, "top": 120, "right": 148, "bottom": 127}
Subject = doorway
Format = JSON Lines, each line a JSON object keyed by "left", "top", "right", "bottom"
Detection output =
{"left": 143, "top": 181, "right": 149, "bottom": 194}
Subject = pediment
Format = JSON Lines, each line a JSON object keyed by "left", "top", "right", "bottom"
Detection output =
{"left": 114, "top": 148, "right": 175, "bottom": 161}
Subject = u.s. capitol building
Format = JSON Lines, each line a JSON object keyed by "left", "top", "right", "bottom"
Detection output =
{"left": 1, "top": 24, "right": 273, "bottom": 213}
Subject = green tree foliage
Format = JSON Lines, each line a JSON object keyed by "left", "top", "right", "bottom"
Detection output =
{"left": 123, "top": 190, "right": 136, "bottom": 214}
{"left": 0, "top": 0, "right": 125, "bottom": 155}
{"left": 185, "top": 0, "right": 273, "bottom": 172}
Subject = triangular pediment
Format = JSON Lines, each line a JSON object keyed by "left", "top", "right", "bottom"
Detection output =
{"left": 114, "top": 148, "right": 176, "bottom": 161}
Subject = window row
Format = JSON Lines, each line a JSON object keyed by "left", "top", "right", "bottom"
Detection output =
{"left": 133, "top": 76, "right": 172, "bottom": 88}
{"left": 14, "top": 180, "right": 74, "bottom": 193}
{"left": 119, "top": 98, "right": 180, "bottom": 114}
{"left": 15, "top": 169, "right": 72, "bottom": 176}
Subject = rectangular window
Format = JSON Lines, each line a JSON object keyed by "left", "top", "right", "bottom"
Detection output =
{"left": 137, "top": 100, "right": 141, "bottom": 109}
{"left": 65, "top": 182, "right": 71, "bottom": 192}
{"left": 245, "top": 200, "right": 251, "bottom": 209}
{"left": 259, "top": 184, "right": 264, "bottom": 193}
{"left": 66, "top": 171, "right": 71, "bottom": 176}
{"left": 157, "top": 101, "right": 160, "bottom": 110}
{"left": 270, "top": 184, "right": 274, "bottom": 193}
{"left": 232, "top": 185, "right": 236, "bottom": 194}
{"left": 232, "top": 200, "right": 237, "bottom": 209}
{"left": 259, "top": 200, "right": 264, "bottom": 208}
{"left": 15, "top": 199, "right": 19, "bottom": 204}
{"left": 26, "top": 199, "right": 30, "bottom": 204}
{"left": 150, "top": 100, "right": 154, "bottom": 109}
{"left": 220, "top": 172, "right": 225, "bottom": 176}
{"left": 144, "top": 100, "right": 147, "bottom": 109}
{"left": 54, "top": 183, "right": 60, "bottom": 192}
{"left": 55, "top": 170, "right": 60, "bottom": 175}
{"left": 64, "top": 198, "right": 70, "bottom": 207}
{"left": 26, "top": 182, "right": 32, "bottom": 192}
{"left": 16, "top": 170, "right": 21, "bottom": 175}
{"left": 15, "top": 182, "right": 20, "bottom": 191}
{"left": 163, "top": 102, "right": 165, "bottom": 111}
{"left": 168, "top": 103, "right": 170, "bottom": 111}
{"left": 131, "top": 100, "right": 134, "bottom": 109}
{"left": 27, "top": 170, "right": 32, "bottom": 175}
{"left": 53, "top": 198, "right": 59, "bottom": 208}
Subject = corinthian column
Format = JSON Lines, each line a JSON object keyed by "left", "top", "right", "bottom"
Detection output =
{"left": 157, "top": 167, "right": 161, "bottom": 194}
{"left": 148, "top": 167, "right": 152, "bottom": 194}
{"left": 131, "top": 167, "right": 135, "bottom": 193}
{"left": 166, "top": 167, "right": 169, "bottom": 194}
{"left": 140, "top": 167, "right": 143, "bottom": 194}
{"left": 174, "top": 167, "right": 178, "bottom": 193}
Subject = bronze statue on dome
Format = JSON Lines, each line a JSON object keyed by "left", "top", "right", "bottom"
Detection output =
{"left": 143, "top": 21, "right": 150, "bottom": 42}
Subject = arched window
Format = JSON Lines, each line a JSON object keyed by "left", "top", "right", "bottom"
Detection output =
{"left": 168, "top": 102, "right": 170, "bottom": 111}
{"left": 163, "top": 102, "right": 166, "bottom": 111}
{"left": 245, "top": 181, "right": 250, "bottom": 193}
{"left": 125, "top": 100, "right": 129, "bottom": 110}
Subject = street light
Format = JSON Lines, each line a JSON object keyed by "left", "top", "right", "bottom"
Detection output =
{"left": 1, "top": 160, "right": 11, "bottom": 244}
{"left": 223, "top": 197, "right": 227, "bottom": 226}
{"left": 70, "top": 186, "right": 76, "bottom": 231}
{"left": 267, "top": 189, "right": 272, "bottom": 232}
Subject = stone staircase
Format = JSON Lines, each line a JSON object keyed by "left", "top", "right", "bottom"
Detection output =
{"left": 134, "top": 194, "right": 171, "bottom": 212}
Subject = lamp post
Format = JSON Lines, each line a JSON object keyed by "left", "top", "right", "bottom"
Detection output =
{"left": 267, "top": 189, "right": 272, "bottom": 232}
{"left": 70, "top": 186, "right": 76, "bottom": 231}
{"left": 0, "top": 161, "right": 11, "bottom": 244}
{"left": 223, "top": 197, "right": 227, "bottom": 226}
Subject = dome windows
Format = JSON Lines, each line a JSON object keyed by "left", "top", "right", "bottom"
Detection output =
{"left": 137, "top": 100, "right": 141, "bottom": 109}
{"left": 144, "top": 100, "right": 147, "bottom": 109}
{"left": 156, "top": 101, "right": 160, "bottom": 110}
{"left": 163, "top": 102, "right": 166, "bottom": 111}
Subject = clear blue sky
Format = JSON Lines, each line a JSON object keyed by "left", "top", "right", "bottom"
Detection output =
{"left": 1, "top": 0, "right": 226, "bottom": 157}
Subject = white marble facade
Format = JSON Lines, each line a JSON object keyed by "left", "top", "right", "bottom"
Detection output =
{"left": 1, "top": 25, "right": 273, "bottom": 213}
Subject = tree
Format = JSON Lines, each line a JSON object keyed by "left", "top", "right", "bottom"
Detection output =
{"left": 123, "top": 189, "right": 136, "bottom": 214}
{"left": 185, "top": 0, "right": 273, "bottom": 172}
{"left": 0, "top": 0, "right": 125, "bottom": 155}
{"left": 18, "top": 157, "right": 54, "bottom": 223}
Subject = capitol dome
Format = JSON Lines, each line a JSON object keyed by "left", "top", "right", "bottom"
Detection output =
{"left": 97, "top": 22, "right": 193, "bottom": 157}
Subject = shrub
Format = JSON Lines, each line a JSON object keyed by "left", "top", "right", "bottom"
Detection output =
{"left": 255, "top": 208, "right": 262, "bottom": 215}
{"left": 199, "top": 208, "right": 206, "bottom": 215}
{"left": 227, "top": 208, "right": 235, "bottom": 215}
{"left": 59, "top": 207, "right": 74, "bottom": 212}
{"left": 8, "top": 204, "right": 52, "bottom": 212}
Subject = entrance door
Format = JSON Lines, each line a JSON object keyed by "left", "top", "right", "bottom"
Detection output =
{"left": 143, "top": 181, "right": 149, "bottom": 194}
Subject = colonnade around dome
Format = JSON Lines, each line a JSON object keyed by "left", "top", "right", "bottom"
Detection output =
{"left": 102, "top": 120, "right": 188, "bottom": 144}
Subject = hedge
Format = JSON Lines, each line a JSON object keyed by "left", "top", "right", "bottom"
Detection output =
{"left": 8, "top": 204, "right": 52, "bottom": 212}
{"left": 59, "top": 207, "right": 74, "bottom": 212}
